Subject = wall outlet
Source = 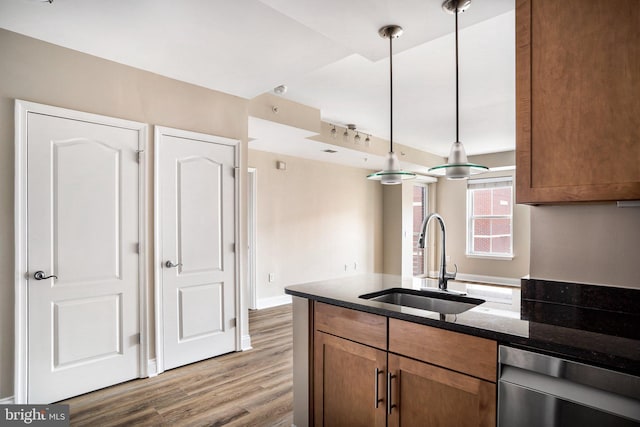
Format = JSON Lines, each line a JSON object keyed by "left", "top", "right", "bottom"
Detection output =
{"left": 268, "top": 273, "right": 275, "bottom": 282}
{"left": 446, "top": 256, "right": 451, "bottom": 263}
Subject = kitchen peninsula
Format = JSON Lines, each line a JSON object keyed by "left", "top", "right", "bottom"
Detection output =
{"left": 286, "top": 274, "right": 640, "bottom": 426}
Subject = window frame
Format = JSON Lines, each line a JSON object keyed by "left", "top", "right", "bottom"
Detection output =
{"left": 466, "top": 176, "right": 514, "bottom": 259}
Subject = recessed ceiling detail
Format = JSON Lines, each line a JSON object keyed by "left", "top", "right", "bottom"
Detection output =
{"left": 0, "top": 0, "right": 516, "bottom": 157}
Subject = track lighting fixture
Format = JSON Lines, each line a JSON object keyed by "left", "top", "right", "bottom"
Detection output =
{"left": 328, "top": 123, "right": 369, "bottom": 145}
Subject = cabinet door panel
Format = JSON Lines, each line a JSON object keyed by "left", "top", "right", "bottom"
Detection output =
{"left": 314, "top": 332, "right": 386, "bottom": 427}
{"left": 516, "top": 0, "right": 640, "bottom": 203}
{"left": 388, "top": 354, "right": 496, "bottom": 427}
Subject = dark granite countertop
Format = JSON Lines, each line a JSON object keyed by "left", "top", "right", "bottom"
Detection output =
{"left": 285, "top": 273, "right": 640, "bottom": 376}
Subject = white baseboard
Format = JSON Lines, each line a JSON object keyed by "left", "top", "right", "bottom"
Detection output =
{"left": 455, "top": 273, "right": 520, "bottom": 287}
{"left": 256, "top": 294, "right": 292, "bottom": 309}
{"left": 241, "top": 334, "right": 253, "bottom": 351}
{"left": 0, "top": 396, "right": 14, "bottom": 404}
{"left": 147, "top": 358, "right": 159, "bottom": 377}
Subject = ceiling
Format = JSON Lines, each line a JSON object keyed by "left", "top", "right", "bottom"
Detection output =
{"left": 0, "top": 0, "right": 515, "bottom": 164}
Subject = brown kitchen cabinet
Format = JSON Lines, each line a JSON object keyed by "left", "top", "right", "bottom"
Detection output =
{"left": 515, "top": 0, "right": 640, "bottom": 203}
{"left": 312, "top": 302, "right": 497, "bottom": 426}
{"left": 387, "top": 354, "right": 495, "bottom": 427}
{"left": 387, "top": 319, "right": 497, "bottom": 427}
{"left": 313, "top": 303, "right": 387, "bottom": 427}
{"left": 314, "top": 332, "right": 387, "bottom": 427}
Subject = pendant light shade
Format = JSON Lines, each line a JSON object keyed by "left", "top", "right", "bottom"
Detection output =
{"left": 372, "top": 152, "right": 417, "bottom": 185}
{"left": 367, "top": 25, "right": 416, "bottom": 185}
{"left": 429, "top": 141, "right": 488, "bottom": 179}
{"left": 428, "top": 0, "right": 487, "bottom": 180}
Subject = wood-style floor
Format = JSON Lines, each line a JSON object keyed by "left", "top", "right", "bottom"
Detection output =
{"left": 60, "top": 304, "right": 293, "bottom": 426}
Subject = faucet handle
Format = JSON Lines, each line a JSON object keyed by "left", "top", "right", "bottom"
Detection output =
{"left": 444, "top": 263, "right": 458, "bottom": 280}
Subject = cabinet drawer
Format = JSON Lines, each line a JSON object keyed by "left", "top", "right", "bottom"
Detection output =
{"left": 389, "top": 318, "right": 496, "bottom": 382}
{"left": 314, "top": 302, "right": 387, "bottom": 350}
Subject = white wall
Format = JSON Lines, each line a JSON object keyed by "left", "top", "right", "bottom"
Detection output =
{"left": 248, "top": 150, "right": 383, "bottom": 306}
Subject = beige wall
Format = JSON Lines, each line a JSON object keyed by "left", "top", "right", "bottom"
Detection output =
{"left": 0, "top": 29, "right": 249, "bottom": 400}
{"left": 382, "top": 185, "right": 403, "bottom": 275}
{"left": 436, "top": 167, "right": 531, "bottom": 281}
{"left": 530, "top": 204, "right": 640, "bottom": 289}
{"left": 382, "top": 182, "right": 427, "bottom": 278}
{"left": 248, "top": 150, "right": 383, "bottom": 303}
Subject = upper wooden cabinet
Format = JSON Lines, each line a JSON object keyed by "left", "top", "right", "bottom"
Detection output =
{"left": 515, "top": 0, "right": 640, "bottom": 204}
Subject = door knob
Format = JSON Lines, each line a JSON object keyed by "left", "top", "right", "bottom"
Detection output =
{"left": 33, "top": 271, "right": 57, "bottom": 280}
{"left": 165, "top": 260, "right": 182, "bottom": 268}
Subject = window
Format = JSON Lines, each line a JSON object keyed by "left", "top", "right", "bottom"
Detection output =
{"left": 412, "top": 184, "right": 428, "bottom": 276}
{"left": 467, "top": 177, "right": 513, "bottom": 257}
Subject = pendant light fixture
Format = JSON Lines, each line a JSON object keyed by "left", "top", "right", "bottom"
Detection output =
{"left": 428, "top": 0, "right": 488, "bottom": 180}
{"left": 367, "top": 25, "right": 416, "bottom": 185}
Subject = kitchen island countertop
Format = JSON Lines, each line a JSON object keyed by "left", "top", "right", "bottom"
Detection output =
{"left": 285, "top": 273, "right": 640, "bottom": 376}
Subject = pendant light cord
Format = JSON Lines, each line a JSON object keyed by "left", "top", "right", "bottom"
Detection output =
{"left": 455, "top": 4, "right": 459, "bottom": 143}
{"left": 389, "top": 34, "right": 394, "bottom": 154}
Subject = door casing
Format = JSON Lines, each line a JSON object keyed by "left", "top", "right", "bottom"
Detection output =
{"left": 248, "top": 168, "right": 257, "bottom": 310}
{"left": 13, "top": 100, "right": 150, "bottom": 403}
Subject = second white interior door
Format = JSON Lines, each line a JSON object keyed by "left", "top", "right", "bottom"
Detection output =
{"left": 156, "top": 127, "right": 238, "bottom": 371}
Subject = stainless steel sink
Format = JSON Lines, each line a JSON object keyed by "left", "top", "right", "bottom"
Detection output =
{"left": 359, "top": 288, "right": 485, "bottom": 314}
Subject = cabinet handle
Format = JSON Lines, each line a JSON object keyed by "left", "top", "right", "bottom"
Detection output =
{"left": 387, "top": 371, "right": 396, "bottom": 414}
{"left": 375, "top": 368, "right": 384, "bottom": 408}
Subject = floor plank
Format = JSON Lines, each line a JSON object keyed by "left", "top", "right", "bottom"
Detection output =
{"left": 60, "top": 304, "right": 293, "bottom": 426}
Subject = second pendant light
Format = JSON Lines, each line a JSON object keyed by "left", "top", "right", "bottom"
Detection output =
{"left": 428, "top": 0, "right": 488, "bottom": 180}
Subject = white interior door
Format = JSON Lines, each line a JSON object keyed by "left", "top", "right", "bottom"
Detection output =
{"left": 23, "top": 106, "right": 144, "bottom": 403}
{"left": 156, "top": 127, "right": 238, "bottom": 371}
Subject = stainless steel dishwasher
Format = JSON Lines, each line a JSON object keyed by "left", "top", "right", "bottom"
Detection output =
{"left": 499, "top": 346, "right": 640, "bottom": 426}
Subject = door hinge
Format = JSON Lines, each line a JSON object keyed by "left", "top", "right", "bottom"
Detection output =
{"left": 230, "top": 318, "right": 236, "bottom": 328}
{"left": 231, "top": 242, "right": 235, "bottom": 252}
{"left": 136, "top": 150, "right": 144, "bottom": 163}
{"left": 135, "top": 243, "right": 140, "bottom": 254}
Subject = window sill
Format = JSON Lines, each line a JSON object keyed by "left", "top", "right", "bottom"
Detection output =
{"left": 465, "top": 253, "right": 514, "bottom": 261}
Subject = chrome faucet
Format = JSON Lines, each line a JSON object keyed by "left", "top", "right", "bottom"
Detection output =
{"left": 418, "top": 213, "right": 457, "bottom": 291}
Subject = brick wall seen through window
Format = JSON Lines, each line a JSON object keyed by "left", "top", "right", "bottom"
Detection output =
{"left": 467, "top": 178, "right": 513, "bottom": 257}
